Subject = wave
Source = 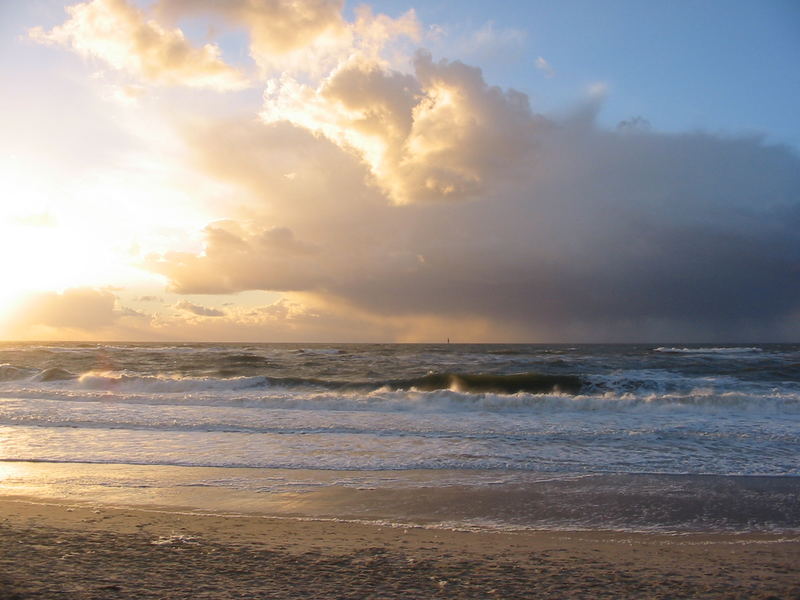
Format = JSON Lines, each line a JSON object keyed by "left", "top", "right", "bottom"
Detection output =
{"left": 0, "top": 364, "right": 37, "bottom": 381}
{"left": 221, "top": 354, "right": 270, "bottom": 364}
{"left": 258, "top": 372, "right": 585, "bottom": 395}
{"left": 33, "top": 367, "right": 78, "bottom": 382}
{"left": 0, "top": 366, "right": 796, "bottom": 408}
{"left": 0, "top": 365, "right": 99, "bottom": 384}
{"left": 2, "top": 383, "right": 799, "bottom": 415}
{"left": 653, "top": 347, "right": 764, "bottom": 355}
{"left": 393, "top": 372, "right": 584, "bottom": 394}
{"left": 75, "top": 372, "right": 269, "bottom": 393}
{"left": 585, "top": 369, "right": 745, "bottom": 395}
{"left": 292, "top": 348, "right": 347, "bottom": 355}
{"left": 0, "top": 367, "right": 586, "bottom": 396}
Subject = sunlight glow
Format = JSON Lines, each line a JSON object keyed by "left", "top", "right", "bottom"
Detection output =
{"left": 0, "top": 152, "right": 212, "bottom": 323}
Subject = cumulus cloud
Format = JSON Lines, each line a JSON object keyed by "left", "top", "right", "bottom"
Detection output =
{"left": 262, "top": 50, "right": 542, "bottom": 203}
{"left": 148, "top": 220, "right": 322, "bottom": 294}
{"left": 173, "top": 300, "right": 226, "bottom": 317}
{"left": 156, "top": 0, "right": 418, "bottom": 75}
{"left": 156, "top": 0, "right": 346, "bottom": 75}
{"left": 30, "top": 0, "right": 248, "bottom": 90}
{"left": 21, "top": 288, "right": 118, "bottom": 330}
{"left": 245, "top": 298, "right": 305, "bottom": 321}
{"left": 2, "top": 288, "right": 151, "bottom": 340}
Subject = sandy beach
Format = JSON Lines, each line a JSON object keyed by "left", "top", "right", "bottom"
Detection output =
{"left": 1, "top": 494, "right": 798, "bottom": 599}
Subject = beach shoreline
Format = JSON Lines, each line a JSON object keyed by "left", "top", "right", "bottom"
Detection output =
{"left": 2, "top": 461, "right": 799, "bottom": 534}
{"left": 1, "top": 337, "right": 799, "bottom": 598}
{"left": 1, "top": 492, "right": 798, "bottom": 599}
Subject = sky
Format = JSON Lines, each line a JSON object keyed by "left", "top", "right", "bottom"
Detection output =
{"left": 0, "top": 0, "right": 798, "bottom": 342}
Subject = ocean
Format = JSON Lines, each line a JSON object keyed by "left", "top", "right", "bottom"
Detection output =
{"left": 0, "top": 342, "right": 798, "bottom": 532}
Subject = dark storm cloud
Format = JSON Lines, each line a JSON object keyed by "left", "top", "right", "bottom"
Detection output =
{"left": 148, "top": 111, "right": 800, "bottom": 341}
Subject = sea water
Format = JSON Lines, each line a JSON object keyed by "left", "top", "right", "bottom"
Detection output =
{"left": 0, "top": 342, "right": 798, "bottom": 531}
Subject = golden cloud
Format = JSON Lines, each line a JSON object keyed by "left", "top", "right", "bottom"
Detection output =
{"left": 261, "top": 50, "right": 540, "bottom": 204}
{"left": 156, "top": 1, "right": 418, "bottom": 76}
{"left": 31, "top": 0, "right": 248, "bottom": 90}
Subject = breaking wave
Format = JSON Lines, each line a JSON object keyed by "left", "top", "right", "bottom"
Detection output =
{"left": 0, "top": 365, "right": 37, "bottom": 381}
{"left": 76, "top": 372, "right": 269, "bottom": 393}
{"left": 0, "top": 368, "right": 585, "bottom": 396}
{"left": 0, "top": 380, "right": 798, "bottom": 416}
{"left": 393, "top": 372, "right": 584, "bottom": 394}
{"left": 653, "top": 346, "right": 764, "bottom": 355}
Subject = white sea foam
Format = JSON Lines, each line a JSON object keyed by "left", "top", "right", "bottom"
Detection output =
{"left": 653, "top": 346, "right": 765, "bottom": 355}
{"left": 1, "top": 380, "right": 799, "bottom": 415}
{"left": 75, "top": 372, "right": 269, "bottom": 393}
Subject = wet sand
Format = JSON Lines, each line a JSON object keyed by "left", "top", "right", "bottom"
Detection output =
{"left": 3, "top": 461, "right": 799, "bottom": 533}
{"left": 1, "top": 495, "right": 798, "bottom": 599}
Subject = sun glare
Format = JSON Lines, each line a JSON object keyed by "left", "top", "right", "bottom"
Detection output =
{"left": 0, "top": 146, "right": 218, "bottom": 330}
{"left": 0, "top": 218, "right": 91, "bottom": 316}
{"left": 0, "top": 161, "right": 125, "bottom": 321}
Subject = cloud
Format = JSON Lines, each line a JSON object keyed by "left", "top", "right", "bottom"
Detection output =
{"left": 262, "top": 50, "right": 542, "bottom": 204}
{"left": 145, "top": 294, "right": 494, "bottom": 342}
{"left": 616, "top": 116, "right": 652, "bottom": 132}
{"left": 155, "top": 0, "right": 346, "bottom": 75}
{"left": 20, "top": 288, "right": 118, "bottom": 330}
{"left": 174, "top": 300, "right": 225, "bottom": 317}
{"left": 147, "top": 219, "right": 323, "bottom": 294}
{"left": 535, "top": 56, "right": 555, "bottom": 78}
{"left": 245, "top": 298, "right": 304, "bottom": 321}
{"left": 103, "top": 83, "right": 147, "bottom": 106}
{"left": 587, "top": 81, "right": 609, "bottom": 98}
{"left": 2, "top": 288, "right": 153, "bottom": 338}
{"left": 463, "top": 21, "right": 526, "bottom": 59}
{"left": 117, "top": 306, "right": 149, "bottom": 319}
{"left": 156, "top": 0, "right": 419, "bottom": 76}
{"left": 30, "top": 0, "right": 248, "bottom": 90}
{"left": 149, "top": 110, "right": 800, "bottom": 341}
{"left": 32, "top": 0, "right": 800, "bottom": 342}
